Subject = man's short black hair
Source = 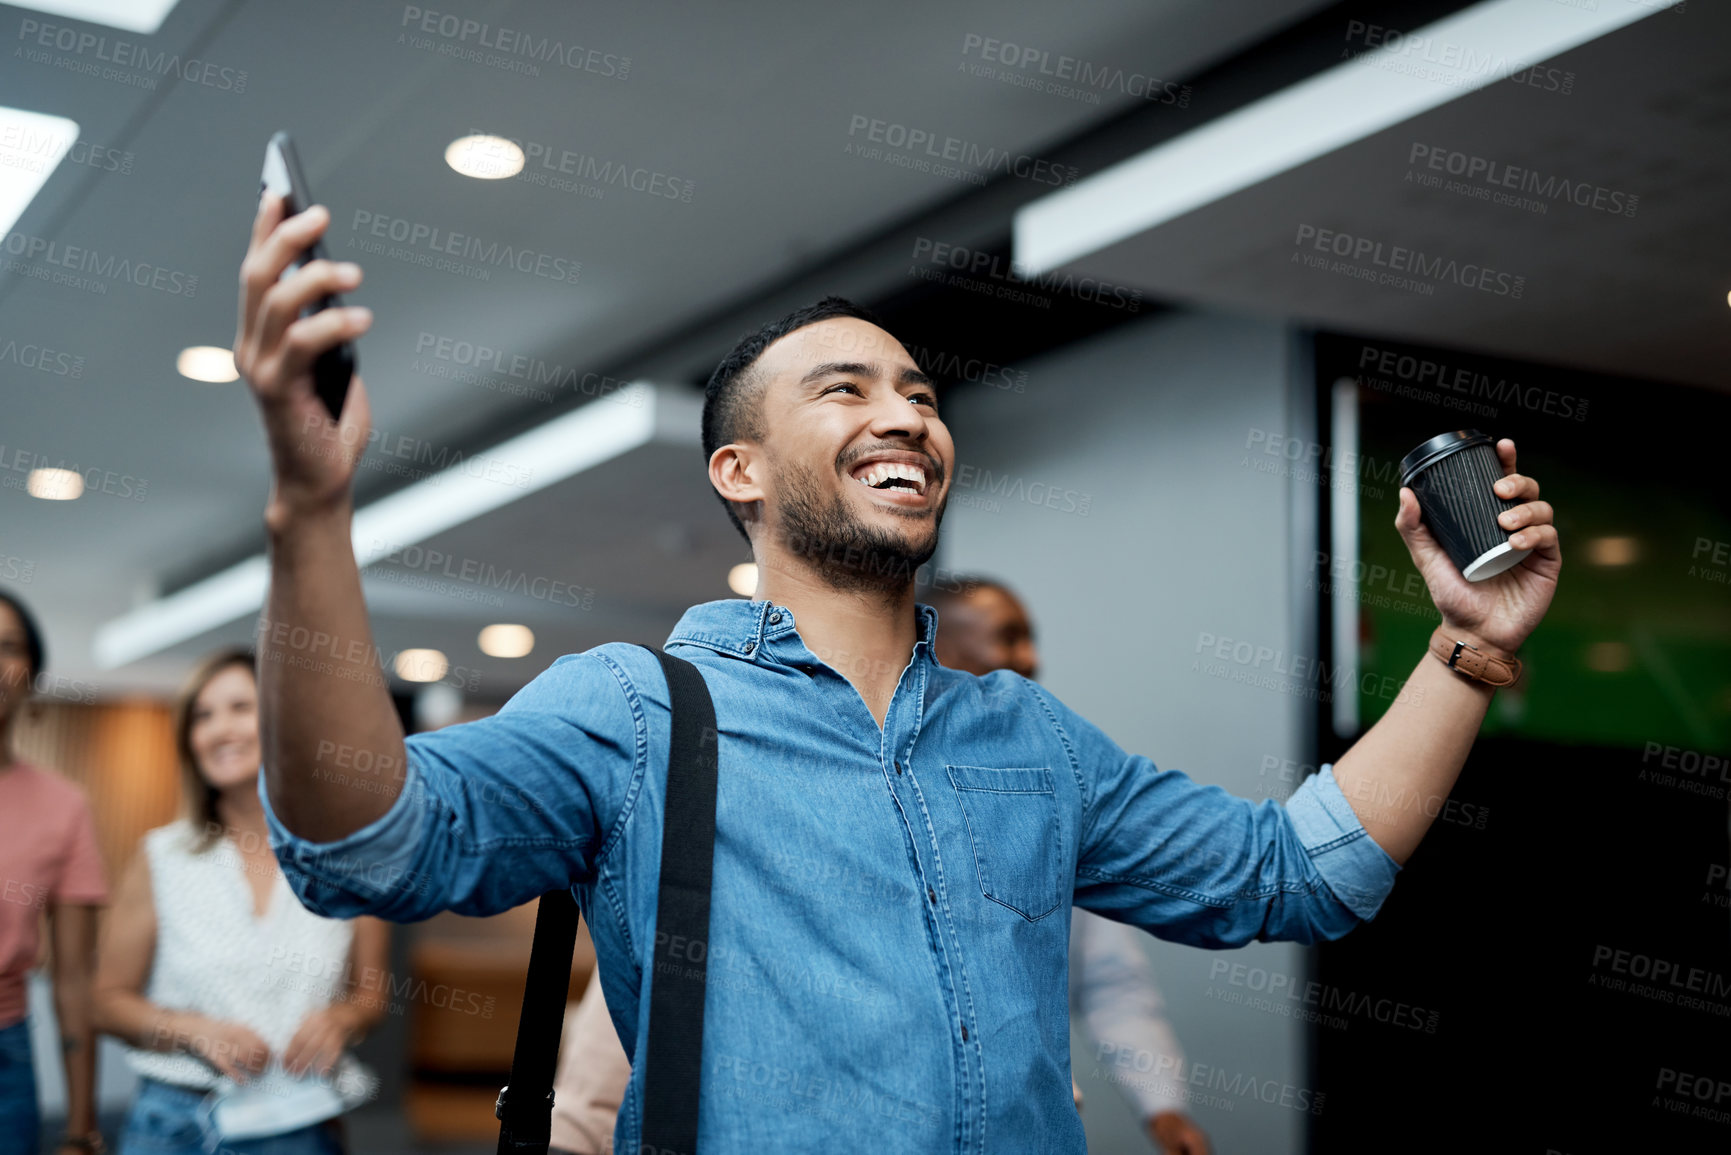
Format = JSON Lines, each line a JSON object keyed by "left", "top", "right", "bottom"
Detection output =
{"left": 0, "top": 587, "right": 45, "bottom": 685}
{"left": 701, "top": 295, "right": 887, "bottom": 541}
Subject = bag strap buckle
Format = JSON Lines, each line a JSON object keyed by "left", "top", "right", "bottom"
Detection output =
{"left": 494, "top": 1085, "right": 555, "bottom": 1121}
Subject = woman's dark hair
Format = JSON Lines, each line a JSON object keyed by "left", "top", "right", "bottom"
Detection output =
{"left": 173, "top": 648, "right": 257, "bottom": 852}
{"left": 0, "top": 588, "right": 46, "bottom": 685}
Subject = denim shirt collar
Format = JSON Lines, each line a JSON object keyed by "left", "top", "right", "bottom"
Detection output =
{"left": 665, "top": 598, "right": 940, "bottom": 667}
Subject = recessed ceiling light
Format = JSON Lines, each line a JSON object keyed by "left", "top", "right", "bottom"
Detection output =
{"left": 728, "top": 563, "right": 757, "bottom": 596}
{"left": 446, "top": 135, "right": 524, "bottom": 180}
{"left": 394, "top": 649, "right": 449, "bottom": 682}
{"left": 177, "top": 346, "right": 237, "bottom": 383}
{"left": 1585, "top": 536, "right": 1638, "bottom": 566}
{"left": 479, "top": 624, "right": 534, "bottom": 658}
{"left": 27, "top": 468, "right": 81, "bottom": 500}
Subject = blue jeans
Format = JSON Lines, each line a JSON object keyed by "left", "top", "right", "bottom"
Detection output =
{"left": 0, "top": 1017, "right": 39, "bottom": 1155}
{"left": 118, "top": 1079, "right": 344, "bottom": 1155}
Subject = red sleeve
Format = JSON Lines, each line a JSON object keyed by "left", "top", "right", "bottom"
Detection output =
{"left": 52, "top": 792, "right": 109, "bottom": 904}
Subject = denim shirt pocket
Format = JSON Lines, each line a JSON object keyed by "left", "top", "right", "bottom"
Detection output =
{"left": 946, "top": 764, "right": 1063, "bottom": 921}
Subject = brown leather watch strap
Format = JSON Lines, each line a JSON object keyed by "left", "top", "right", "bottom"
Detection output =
{"left": 1429, "top": 626, "right": 1522, "bottom": 687}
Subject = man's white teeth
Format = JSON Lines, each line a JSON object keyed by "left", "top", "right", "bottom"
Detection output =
{"left": 855, "top": 462, "right": 927, "bottom": 493}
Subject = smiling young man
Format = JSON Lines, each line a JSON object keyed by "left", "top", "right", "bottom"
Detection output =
{"left": 234, "top": 196, "right": 1561, "bottom": 1154}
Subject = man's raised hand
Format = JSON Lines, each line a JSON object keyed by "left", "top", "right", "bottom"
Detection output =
{"left": 1393, "top": 437, "right": 1561, "bottom": 657}
{"left": 234, "top": 192, "right": 375, "bottom": 526}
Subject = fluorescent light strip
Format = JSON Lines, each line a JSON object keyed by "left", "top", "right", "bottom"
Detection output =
{"left": 1329, "top": 379, "right": 1360, "bottom": 740}
{"left": 352, "top": 384, "right": 656, "bottom": 567}
{"left": 0, "top": 107, "right": 80, "bottom": 237}
{"left": 1015, "top": 0, "right": 1666, "bottom": 274}
{"left": 9, "top": 0, "right": 182, "bottom": 35}
{"left": 94, "top": 384, "right": 661, "bottom": 668}
{"left": 92, "top": 557, "right": 272, "bottom": 671}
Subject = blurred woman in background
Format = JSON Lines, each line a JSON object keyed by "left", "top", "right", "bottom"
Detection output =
{"left": 94, "top": 649, "right": 389, "bottom": 1154}
{"left": 0, "top": 589, "right": 109, "bottom": 1155}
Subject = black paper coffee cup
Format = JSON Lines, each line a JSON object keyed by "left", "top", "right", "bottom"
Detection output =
{"left": 1399, "top": 430, "right": 1531, "bottom": 582}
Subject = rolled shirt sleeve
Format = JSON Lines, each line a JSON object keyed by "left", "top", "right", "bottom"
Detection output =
{"left": 1033, "top": 684, "right": 1401, "bottom": 947}
{"left": 1280, "top": 763, "right": 1401, "bottom": 920}
{"left": 263, "top": 647, "right": 646, "bottom": 923}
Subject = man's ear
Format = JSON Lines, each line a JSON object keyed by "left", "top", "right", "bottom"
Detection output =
{"left": 710, "top": 443, "right": 766, "bottom": 509}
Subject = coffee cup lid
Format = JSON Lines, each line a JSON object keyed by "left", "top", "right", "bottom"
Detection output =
{"left": 1400, "top": 429, "right": 1491, "bottom": 488}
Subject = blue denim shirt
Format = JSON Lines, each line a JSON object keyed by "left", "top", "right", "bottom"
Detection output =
{"left": 263, "top": 598, "right": 1399, "bottom": 1154}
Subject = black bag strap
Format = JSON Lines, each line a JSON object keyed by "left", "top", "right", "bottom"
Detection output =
{"left": 495, "top": 646, "right": 717, "bottom": 1155}
{"left": 638, "top": 647, "right": 719, "bottom": 1155}
{"left": 494, "top": 888, "right": 579, "bottom": 1153}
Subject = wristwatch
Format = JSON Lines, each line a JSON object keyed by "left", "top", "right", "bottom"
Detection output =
{"left": 1429, "top": 626, "right": 1521, "bottom": 687}
{"left": 58, "top": 1133, "right": 105, "bottom": 1154}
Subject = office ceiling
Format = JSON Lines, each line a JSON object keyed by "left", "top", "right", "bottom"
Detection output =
{"left": 2, "top": 0, "right": 1717, "bottom": 700}
{"left": 0, "top": 0, "right": 1340, "bottom": 695}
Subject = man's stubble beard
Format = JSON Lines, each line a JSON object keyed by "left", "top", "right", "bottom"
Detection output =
{"left": 769, "top": 458, "right": 945, "bottom": 595}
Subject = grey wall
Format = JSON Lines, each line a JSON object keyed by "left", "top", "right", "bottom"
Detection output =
{"left": 940, "top": 308, "right": 1318, "bottom": 1155}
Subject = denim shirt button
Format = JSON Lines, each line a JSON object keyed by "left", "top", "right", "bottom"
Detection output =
{"left": 895, "top": 762, "right": 903, "bottom": 775}
{"left": 743, "top": 642, "right": 755, "bottom": 654}
{"left": 768, "top": 612, "right": 782, "bottom": 624}
{"left": 926, "top": 887, "right": 935, "bottom": 904}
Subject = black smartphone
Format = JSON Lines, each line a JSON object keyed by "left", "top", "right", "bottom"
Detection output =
{"left": 260, "top": 131, "right": 356, "bottom": 421}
